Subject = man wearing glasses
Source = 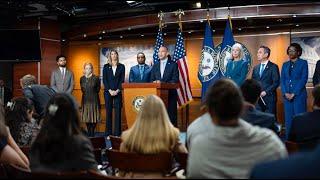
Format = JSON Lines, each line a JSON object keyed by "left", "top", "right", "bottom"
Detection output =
{"left": 129, "top": 52, "right": 151, "bottom": 83}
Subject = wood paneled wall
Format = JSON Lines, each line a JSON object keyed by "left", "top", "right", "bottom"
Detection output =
{"left": 13, "top": 18, "right": 61, "bottom": 96}
{"left": 64, "top": 30, "right": 314, "bottom": 132}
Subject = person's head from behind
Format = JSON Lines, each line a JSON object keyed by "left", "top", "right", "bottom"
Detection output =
{"left": 20, "top": 74, "right": 37, "bottom": 89}
{"left": 5, "top": 97, "right": 34, "bottom": 141}
{"left": 240, "top": 79, "right": 262, "bottom": 105}
{"left": 121, "top": 95, "right": 179, "bottom": 154}
{"left": 312, "top": 85, "right": 320, "bottom": 109}
{"left": 56, "top": 55, "right": 67, "bottom": 67}
{"left": 158, "top": 46, "right": 169, "bottom": 61}
{"left": 40, "top": 93, "right": 80, "bottom": 137}
{"left": 205, "top": 78, "right": 244, "bottom": 125}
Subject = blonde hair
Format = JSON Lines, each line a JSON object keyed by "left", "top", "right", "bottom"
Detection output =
{"left": 120, "top": 95, "right": 180, "bottom": 154}
{"left": 107, "top": 50, "right": 119, "bottom": 65}
{"left": 231, "top": 43, "right": 244, "bottom": 60}
{"left": 83, "top": 62, "right": 94, "bottom": 75}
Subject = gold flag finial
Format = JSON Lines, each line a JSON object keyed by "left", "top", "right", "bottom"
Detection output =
{"left": 158, "top": 11, "right": 164, "bottom": 29}
{"left": 175, "top": 9, "right": 185, "bottom": 31}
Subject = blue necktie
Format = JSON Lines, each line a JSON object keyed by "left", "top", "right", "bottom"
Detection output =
{"left": 259, "top": 64, "right": 265, "bottom": 77}
{"left": 139, "top": 66, "right": 144, "bottom": 80}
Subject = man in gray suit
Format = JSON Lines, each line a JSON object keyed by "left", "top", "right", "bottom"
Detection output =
{"left": 50, "top": 55, "right": 74, "bottom": 94}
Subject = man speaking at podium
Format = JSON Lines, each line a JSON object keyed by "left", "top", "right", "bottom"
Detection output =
{"left": 150, "top": 46, "right": 179, "bottom": 126}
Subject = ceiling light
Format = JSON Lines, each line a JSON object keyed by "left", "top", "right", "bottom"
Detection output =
{"left": 188, "top": 31, "right": 192, "bottom": 34}
{"left": 83, "top": 34, "right": 87, "bottom": 38}
{"left": 98, "top": 36, "right": 102, "bottom": 40}
{"left": 293, "top": 14, "right": 297, "bottom": 18}
{"left": 266, "top": 26, "right": 270, "bottom": 29}
{"left": 200, "top": 20, "right": 203, "bottom": 23}
{"left": 141, "top": 34, "right": 144, "bottom": 37}
{"left": 102, "top": 30, "right": 106, "bottom": 34}
{"left": 238, "top": 28, "right": 242, "bottom": 31}
{"left": 164, "top": 33, "right": 167, "bottom": 36}
{"left": 120, "top": 35, "right": 123, "bottom": 39}
{"left": 296, "top": 24, "right": 300, "bottom": 27}
{"left": 196, "top": 2, "right": 201, "bottom": 8}
{"left": 126, "top": 1, "right": 135, "bottom": 3}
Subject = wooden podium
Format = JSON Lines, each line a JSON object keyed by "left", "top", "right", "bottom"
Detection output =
{"left": 122, "top": 83, "right": 179, "bottom": 129}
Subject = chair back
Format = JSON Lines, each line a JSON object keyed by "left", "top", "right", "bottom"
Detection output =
{"left": 285, "top": 140, "right": 319, "bottom": 154}
{"left": 89, "top": 137, "right": 106, "bottom": 149}
{"left": 109, "top": 135, "right": 122, "bottom": 150}
{"left": 106, "top": 149, "right": 172, "bottom": 173}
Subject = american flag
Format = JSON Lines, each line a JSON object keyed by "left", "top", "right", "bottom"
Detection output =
{"left": 152, "top": 28, "right": 164, "bottom": 64}
{"left": 173, "top": 29, "right": 192, "bottom": 106}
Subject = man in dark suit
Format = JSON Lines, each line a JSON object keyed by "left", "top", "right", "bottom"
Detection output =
{"left": 240, "top": 79, "right": 279, "bottom": 133}
{"left": 252, "top": 46, "right": 280, "bottom": 116}
{"left": 0, "top": 79, "right": 12, "bottom": 106}
{"left": 150, "top": 46, "right": 179, "bottom": 126}
{"left": 20, "top": 74, "right": 55, "bottom": 119}
{"left": 313, "top": 60, "right": 320, "bottom": 86}
{"left": 288, "top": 84, "right": 320, "bottom": 142}
{"left": 250, "top": 144, "right": 320, "bottom": 179}
{"left": 129, "top": 52, "right": 151, "bottom": 83}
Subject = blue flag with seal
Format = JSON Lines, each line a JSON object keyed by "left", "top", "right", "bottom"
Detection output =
{"left": 219, "top": 16, "right": 235, "bottom": 76}
{"left": 198, "top": 22, "right": 218, "bottom": 101}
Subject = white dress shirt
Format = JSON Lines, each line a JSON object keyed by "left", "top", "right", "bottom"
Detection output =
{"left": 160, "top": 58, "right": 168, "bottom": 78}
{"left": 112, "top": 65, "right": 117, "bottom": 76}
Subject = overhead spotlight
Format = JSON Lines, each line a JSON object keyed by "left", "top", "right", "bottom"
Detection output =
{"left": 164, "top": 33, "right": 167, "bottom": 36}
{"left": 296, "top": 24, "right": 300, "bottom": 27}
{"left": 212, "top": 29, "right": 215, "bottom": 32}
{"left": 120, "top": 35, "right": 123, "bottom": 39}
{"left": 126, "top": 1, "right": 135, "bottom": 3}
{"left": 97, "top": 42, "right": 102, "bottom": 46}
{"left": 61, "top": 39, "right": 66, "bottom": 42}
{"left": 244, "top": 17, "right": 248, "bottom": 20}
{"left": 196, "top": 2, "right": 201, "bottom": 8}
{"left": 266, "top": 26, "right": 270, "bottom": 29}
{"left": 200, "top": 20, "right": 203, "bottom": 23}
{"left": 102, "top": 30, "right": 106, "bottom": 34}
{"left": 277, "top": 19, "right": 283, "bottom": 22}
{"left": 83, "top": 34, "right": 87, "bottom": 38}
{"left": 293, "top": 14, "right": 297, "bottom": 18}
{"left": 98, "top": 36, "right": 102, "bottom": 40}
{"left": 238, "top": 28, "right": 242, "bottom": 31}
{"left": 188, "top": 31, "right": 192, "bottom": 34}
{"left": 140, "top": 34, "right": 144, "bottom": 37}
{"left": 128, "top": 27, "right": 131, "bottom": 30}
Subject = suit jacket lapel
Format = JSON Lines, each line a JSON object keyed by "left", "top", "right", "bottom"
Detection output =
{"left": 260, "top": 61, "right": 270, "bottom": 80}
{"left": 162, "top": 61, "right": 170, "bottom": 80}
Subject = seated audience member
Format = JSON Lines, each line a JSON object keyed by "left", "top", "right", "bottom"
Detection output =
{"left": 250, "top": 144, "right": 320, "bottom": 179}
{"left": 0, "top": 102, "right": 29, "bottom": 169}
{"left": 240, "top": 79, "right": 279, "bottom": 133}
{"left": 20, "top": 74, "right": 55, "bottom": 120}
{"left": 288, "top": 84, "right": 320, "bottom": 142}
{"left": 187, "top": 79, "right": 287, "bottom": 179}
{"left": 120, "top": 95, "right": 187, "bottom": 178}
{"left": 5, "top": 97, "right": 40, "bottom": 146}
{"left": 186, "top": 112, "right": 214, "bottom": 149}
{"left": 30, "top": 93, "right": 98, "bottom": 172}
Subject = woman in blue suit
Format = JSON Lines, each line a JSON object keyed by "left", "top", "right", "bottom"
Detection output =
{"left": 281, "top": 43, "right": 308, "bottom": 139}
{"left": 225, "top": 43, "right": 249, "bottom": 86}
{"left": 103, "top": 50, "right": 125, "bottom": 136}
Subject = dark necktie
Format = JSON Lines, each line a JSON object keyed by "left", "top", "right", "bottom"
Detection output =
{"left": 139, "top": 66, "right": 144, "bottom": 80}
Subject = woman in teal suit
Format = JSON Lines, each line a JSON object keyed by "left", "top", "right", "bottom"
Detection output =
{"left": 225, "top": 43, "right": 249, "bottom": 86}
{"left": 281, "top": 43, "right": 308, "bottom": 139}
